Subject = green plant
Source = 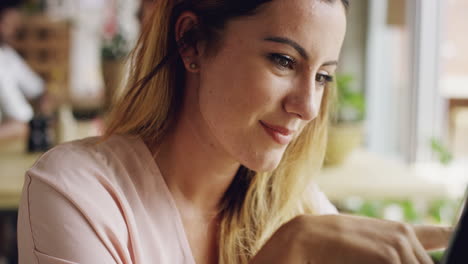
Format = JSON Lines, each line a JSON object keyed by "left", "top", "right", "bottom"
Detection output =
{"left": 332, "top": 74, "right": 366, "bottom": 123}
{"left": 102, "top": 31, "right": 129, "bottom": 60}
{"left": 430, "top": 138, "right": 453, "bottom": 165}
{"left": 430, "top": 250, "right": 445, "bottom": 263}
{"left": 338, "top": 197, "right": 461, "bottom": 224}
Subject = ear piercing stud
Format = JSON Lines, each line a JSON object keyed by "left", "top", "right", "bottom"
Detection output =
{"left": 189, "top": 63, "right": 198, "bottom": 69}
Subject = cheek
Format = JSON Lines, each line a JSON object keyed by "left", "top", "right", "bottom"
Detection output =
{"left": 315, "top": 89, "right": 325, "bottom": 115}
{"left": 199, "top": 56, "right": 279, "bottom": 131}
{"left": 197, "top": 57, "right": 291, "bottom": 170}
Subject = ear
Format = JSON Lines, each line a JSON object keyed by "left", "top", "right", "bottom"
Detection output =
{"left": 175, "top": 11, "right": 201, "bottom": 73}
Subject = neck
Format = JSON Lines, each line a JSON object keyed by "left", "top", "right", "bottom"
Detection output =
{"left": 152, "top": 78, "right": 240, "bottom": 214}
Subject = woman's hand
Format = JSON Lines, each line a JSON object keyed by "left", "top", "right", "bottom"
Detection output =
{"left": 251, "top": 214, "right": 453, "bottom": 264}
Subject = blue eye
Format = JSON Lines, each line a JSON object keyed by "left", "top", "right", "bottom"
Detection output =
{"left": 268, "top": 53, "right": 296, "bottom": 70}
{"left": 316, "top": 73, "right": 334, "bottom": 87}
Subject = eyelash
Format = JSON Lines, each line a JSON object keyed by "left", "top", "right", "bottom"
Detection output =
{"left": 268, "top": 53, "right": 334, "bottom": 86}
{"left": 268, "top": 53, "right": 296, "bottom": 70}
{"left": 316, "top": 73, "right": 334, "bottom": 87}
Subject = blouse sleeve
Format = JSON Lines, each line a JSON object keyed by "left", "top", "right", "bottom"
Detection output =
{"left": 308, "top": 182, "right": 339, "bottom": 215}
{"left": 17, "top": 174, "right": 118, "bottom": 264}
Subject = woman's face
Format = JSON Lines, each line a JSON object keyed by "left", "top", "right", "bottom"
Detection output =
{"left": 196, "top": 0, "right": 346, "bottom": 172}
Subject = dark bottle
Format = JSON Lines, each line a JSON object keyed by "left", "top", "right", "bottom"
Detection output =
{"left": 27, "top": 115, "right": 52, "bottom": 152}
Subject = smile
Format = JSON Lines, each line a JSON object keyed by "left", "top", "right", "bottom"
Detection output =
{"left": 260, "top": 121, "right": 294, "bottom": 145}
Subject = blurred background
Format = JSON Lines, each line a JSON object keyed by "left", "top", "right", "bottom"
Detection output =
{"left": 0, "top": 0, "right": 467, "bottom": 263}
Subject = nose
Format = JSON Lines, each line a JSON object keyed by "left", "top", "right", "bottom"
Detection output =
{"left": 283, "top": 78, "right": 322, "bottom": 121}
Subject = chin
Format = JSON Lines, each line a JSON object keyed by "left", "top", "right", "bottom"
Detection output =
{"left": 241, "top": 153, "right": 283, "bottom": 173}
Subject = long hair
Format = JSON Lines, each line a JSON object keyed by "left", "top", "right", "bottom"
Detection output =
{"left": 105, "top": 0, "right": 348, "bottom": 263}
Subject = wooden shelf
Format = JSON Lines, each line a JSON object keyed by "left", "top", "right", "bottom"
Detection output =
{"left": 10, "top": 15, "right": 71, "bottom": 100}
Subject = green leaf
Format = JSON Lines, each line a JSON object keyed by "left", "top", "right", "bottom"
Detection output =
{"left": 333, "top": 74, "right": 366, "bottom": 123}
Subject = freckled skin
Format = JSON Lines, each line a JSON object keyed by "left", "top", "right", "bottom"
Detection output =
{"left": 191, "top": 0, "right": 347, "bottom": 172}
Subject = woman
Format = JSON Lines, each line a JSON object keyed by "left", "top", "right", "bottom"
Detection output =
{"left": 17, "top": 0, "right": 451, "bottom": 263}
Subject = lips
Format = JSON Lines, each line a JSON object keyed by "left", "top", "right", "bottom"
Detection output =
{"left": 260, "top": 121, "right": 295, "bottom": 145}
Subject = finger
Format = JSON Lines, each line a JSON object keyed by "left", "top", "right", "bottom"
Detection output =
{"left": 413, "top": 225, "right": 453, "bottom": 250}
{"left": 412, "top": 243, "right": 434, "bottom": 264}
{"left": 408, "top": 230, "right": 434, "bottom": 264}
{"left": 396, "top": 238, "right": 420, "bottom": 264}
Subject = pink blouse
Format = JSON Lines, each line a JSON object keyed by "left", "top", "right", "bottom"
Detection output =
{"left": 17, "top": 135, "right": 338, "bottom": 264}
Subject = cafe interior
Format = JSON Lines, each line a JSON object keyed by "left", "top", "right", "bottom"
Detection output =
{"left": 0, "top": 0, "right": 467, "bottom": 263}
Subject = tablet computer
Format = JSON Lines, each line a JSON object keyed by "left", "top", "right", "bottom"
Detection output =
{"left": 440, "top": 187, "right": 468, "bottom": 264}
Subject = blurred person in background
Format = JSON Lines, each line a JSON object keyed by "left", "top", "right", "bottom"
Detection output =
{"left": 0, "top": 0, "right": 45, "bottom": 144}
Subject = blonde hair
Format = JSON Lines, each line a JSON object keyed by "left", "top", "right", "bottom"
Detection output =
{"left": 105, "top": 0, "right": 340, "bottom": 263}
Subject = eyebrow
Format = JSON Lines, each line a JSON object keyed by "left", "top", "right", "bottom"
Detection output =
{"left": 263, "top": 36, "right": 338, "bottom": 67}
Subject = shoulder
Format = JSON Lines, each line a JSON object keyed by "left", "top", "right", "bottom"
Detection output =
{"left": 22, "top": 134, "right": 148, "bottom": 237}
{"left": 28, "top": 136, "right": 104, "bottom": 184}
{"left": 26, "top": 134, "right": 147, "bottom": 193}
{"left": 18, "top": 135, "right": 142, "bottom": 263}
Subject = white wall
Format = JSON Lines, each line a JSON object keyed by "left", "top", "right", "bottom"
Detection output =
{"left": 339, "top": 0, "right": 369, "bottom": 95}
